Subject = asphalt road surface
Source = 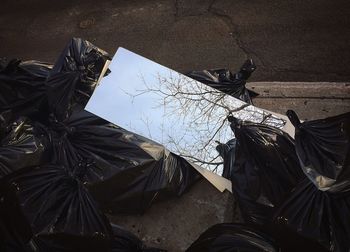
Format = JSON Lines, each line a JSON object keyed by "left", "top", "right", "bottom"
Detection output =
{"left": 1, "top": 0, "right": 350, "bottom": 82}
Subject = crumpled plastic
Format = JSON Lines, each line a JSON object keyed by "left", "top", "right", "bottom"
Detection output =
{"left": 274, "top": 178, "right": 350, "bottom": 252}
{"left": 7, "top": 164, "right": 113, "bottom": 252}
{"left": 287, "top": 110, "right": 350, "bottom": 192}
{"left": 0, "top": 38, "right": 172, "bottom": 251}
{"left": 111, "top": 224, "right": 166, "bottom": 252}
{"left": 0, "top": 117, "right": 46, "bottom": 180}
{"left": 0, "top": 38, "right": 110, "bottom": 125}
{"left": 46, "top": 38, "right": 111, "bottom": 122}
{"left": 269, "top": 110, "right": 350, "bottom": 252}
{"left": 186, "top": 223, "right": 280, "bottom": 252}
{"left": 0, "top": 181, "right": 33, "bottom": 252}
{"left": 43, "top": 105, "right": 200, "bottom": 214}
{"left": 0, "top": 60, "right": 52, "bottom": 123}
{"left": 228, "top": 117, "right": 304, "bottom": 224}
{"left": 215, "top": 139, "right": 236, "bottom": 179}
{"left": 186, "top": 59, "right": 258, "bottom": 104}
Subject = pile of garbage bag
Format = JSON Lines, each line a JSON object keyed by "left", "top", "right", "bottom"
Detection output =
{"left": 0, "top": 38, "right": 200, "bottom": 251}
{"left": 275, "top": 110, "right": 350, "bottom": 252}
{"left": 1, "top": 37, "right": 349, "bottom": 252}
{"left": 186, "top": 61, "right": 350, "bottom": 251}
{"left": 202, "top": 110, "right": 349, "bottom": 251}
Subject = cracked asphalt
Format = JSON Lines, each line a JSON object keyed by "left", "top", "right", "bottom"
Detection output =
{"left": 1, "top": 0, "right": 350, "bottom": 82}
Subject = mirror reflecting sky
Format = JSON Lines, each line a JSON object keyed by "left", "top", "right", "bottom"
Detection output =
{"left": 85, "top": 48, "right": 285, "bottom": 174}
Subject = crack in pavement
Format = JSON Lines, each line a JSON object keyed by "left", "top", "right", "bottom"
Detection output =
{"left": 172, "top": 0, "right": 266, "bottom": 69}
{"left": 174, "top": 0, "right": 218, "bottom": 19}
{"left": 208, "top": 6, "right": 269, "bottom": 71}
{"left": 171, "top": 0, "right": 348, "bottom": 79}
{"left": 174, "top": 0, "right": 179, "bottom": 18}
{"left": 207, "top": 0, "right": 219, "bottom": 12}
{"left": 207, "top": 0, "right": 267, "bottom": 69}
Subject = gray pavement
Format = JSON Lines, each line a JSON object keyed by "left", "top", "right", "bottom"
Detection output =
{"left": 109, "top": 179, "right": 238, "bottom": 251}
{"left": 1, "top": 0, "right": 350, "bottom": 82}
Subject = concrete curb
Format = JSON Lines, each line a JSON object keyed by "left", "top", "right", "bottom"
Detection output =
{"left": 246, "top": 82, "right": 350, "bottom": 120}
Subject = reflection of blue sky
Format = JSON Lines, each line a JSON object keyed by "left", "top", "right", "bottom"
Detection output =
{"left": 86, "top": 48, "right": 285, "bottom": 174}
{"left": 86, "top": 48, "right": 178, "bottom": 142}
{"left": 87, "top": 48, "right": 216, "bottom": 146}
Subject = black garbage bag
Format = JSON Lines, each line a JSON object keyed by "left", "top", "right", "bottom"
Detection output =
{"left": 0, "top": 117, "right": 46, "bottom": 180}
{"left": 0, "top": 110, "right": 13, "bottom": 136}
{"left": 0, "top": 39, "right": 110, "bottom": 124}
{"left": 229, "top": 117, "right": 305, "bottom": 224}
{"left": 186, "top": 223, "right": 280, "bottom": 252}
{"left": 186, "top": 222, "right": 328, "bottom": 252}
{"left": 287, "top": 110, "right": 350, "bottom": 193}
{"left": 28, "top": 223, "right": 167, "bottom": 252}
{"left": 111, "top": 224, "right": 166, "bottom": 252}
{"left": 42, "top": 106, "right": 200, "bottom": 214}
{"left": 0, "top": 60, "right": 51, "bottom": 123}
{"left": 274, "top": 178, "right": 350, "bottom": 252}
{"left": 215, "top": 139, "right": 236, "bottom": 179}
{"left": 0, "top": 181, "right": 33, "bottom": 252}
{"left": 46, "top": 38, "right": 110, "bottom": 122}
{"left": 186, "top": 59, "right": 258, "bottom": 104}
{"left": 6, "top": 164, "right": 113, "bottom": 252}
{"left": 89, "top": 150, "right": 199, "bottom": 214}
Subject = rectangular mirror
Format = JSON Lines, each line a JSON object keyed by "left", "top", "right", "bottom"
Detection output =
{"left": 85, "top": 48, "right": 287, "bottom": 175}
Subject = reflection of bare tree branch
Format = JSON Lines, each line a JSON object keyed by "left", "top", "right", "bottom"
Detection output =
{"left": 261, "top": 112, "right": 272, "bottom": 123}
{"left": 202, "top": 117, "right": 228, "bottom": 151}
{"left": 128, "top": 70, "right": 285, "bottom": 174}
{"left": 140, "top": 115, "right": 153, "bottom": 139}
{"left": 229, "top": 104, "right": 250, "bottom": 114}
{"left": 179, "top": 154, "right": 223, "bottom": 165}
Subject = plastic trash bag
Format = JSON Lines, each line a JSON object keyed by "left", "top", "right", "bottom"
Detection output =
{"left": 274, "top": 178, "right": 350, "bottom": 252}
{"left": 42, "top": 106, "right": 200, "bottom": 214}
{"left": 7, "top": 164, "right": 113, "bottom": 252}
{"left": 229, "top": 117, "right": 304, "bottom": 224}
{"left": 111, "top": 224, "right": 166, "bottom": 252}
{"left": 186, "top": 59, "right": 258, "bottom": 104}
{"left": 0, "top": 181, "right": 33, "bottom": 252}
{"left": 0, "top": 117, "right": 46, "bottom": 180}
{"left": 186, "top": 223, "right": 280, "bottom": 252}
{"left": 50, "top": 37, "right": 110, "bottom": 82}
{"left": 47, "top": 38, "right": 110, "bottom": 122}
{"left": 89, "top": 150, "right": 199, "bottom": 214}
{"left": 26, "top": 223, "right": 167, "bottom": 252}
{"left": 278, "top": 111, "right": 350, "bottom": 251}
{"left": 186, "top": 222, "right": 327, "bottom": 252}
{"left": 0, "top": 60, "right": 52, "bottom": 123}
{"left": 0, "top": 39, "right": 110, "bottom": 124}
{"left": 215, "top": 139, "right": 236, "bottom": 179}
{"left": 0, "top": 110, "right": 13, "bottom": 136}
{"left": 0, "top": 38, "right": 177, "bottom": 251}
{"left": 287, "top": 110, "right": 350, "bottom": 192}
{"left": 1, "top": 163, "right": 168, "bottom": 252}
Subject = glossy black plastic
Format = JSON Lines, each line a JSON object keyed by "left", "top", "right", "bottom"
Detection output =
{"left": 287, "top": 110, "right": 350, "bottom": 192}
{"left": 0, "top": 117, "right": 46, "bottom": 179}
{"left": 186, "top": 223, "right": 280, "bottom": 252}
{"left": 229, "top": 120, "right": 304, "bottom": 224}
{"left": 186, "top": 59, "right": 258, "bottom": 104}
{"left": 275, "top": 178, "right": 350, "bottom": 252}
{"left": 8, "top": 164, "right": 113, "bottom": 251}
{"left": 47, "top": 38, "right": 110, "bottom": 122}
{"left": 44, "top": 106, "right": 200, "bottom": 214}
{"left": 0, "top": 60, "right": 51, "bottom": 123}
